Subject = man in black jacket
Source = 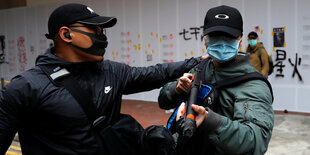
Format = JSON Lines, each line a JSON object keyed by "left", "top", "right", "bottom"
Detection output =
{"left": 0, "top": 3, "right": 204, "bottom": 155}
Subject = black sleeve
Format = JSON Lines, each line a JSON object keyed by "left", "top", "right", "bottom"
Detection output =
{"left": 118, "top": 57, "right": 199, "bottom": 94}
{"left": 0, "top": 76, "right": 27, "bottom": 154}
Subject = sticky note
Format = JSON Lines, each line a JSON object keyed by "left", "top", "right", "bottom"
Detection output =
{"left": 185, "top": 53, "right": 188, "bottom": 57}
{"left": 273, "top": 47, "right": 275, "bottom": 51}
{"left": 152, "top": 49, "right": 154, "bottom": 54}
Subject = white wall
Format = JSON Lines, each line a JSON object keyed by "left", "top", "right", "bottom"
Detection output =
{"left": 1, "top": 0, "right": 310, "bottom": 113}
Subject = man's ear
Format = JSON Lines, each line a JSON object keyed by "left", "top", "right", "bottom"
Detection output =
{"left": 204, "top": 39, "right": 208, "bottom": 49}
{"left": 239, "top": 39, "right": 242, "bottom": 49}
{"left": 204, "top": 35, "right": 208, "bottom": 49}
{"left": 59, "top": 26, "right": 73, "bottom": 43}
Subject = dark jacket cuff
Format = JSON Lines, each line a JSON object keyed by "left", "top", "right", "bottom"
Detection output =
{"left": 199, "top": 108, "right": 224, "bottom": 133}
{"left": 184, "top": 57, "right": 200, "bottom": 71}
{"left": 168, "top": 82, "right": 186, "bottom": 100}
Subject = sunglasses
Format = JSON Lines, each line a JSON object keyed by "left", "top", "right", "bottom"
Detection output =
{"left": 69, "top": 25, "right": 106, "bottom": 36}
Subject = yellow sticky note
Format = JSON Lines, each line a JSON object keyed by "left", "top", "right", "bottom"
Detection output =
{"left": 113, "top": 56, "right": 116, "bottom": 60}
{"left": 156, "top": 34, "right": 158, "bottom": 38}
{"left": 190, "top": 51, "right": 193, "bottom": 56}
{"left": 260, "top": 30, "right": 263, "bottom": 34}
{"left": 272, "top": 32, "right": 274, "bottom": 36}
{"left": 134, "top": 44, "right": 137, "bottom": 50}
{"left": 160, "top": 38, "right": 162, "bottom": 42}
{"left": 138, "top": 34, "right": 141, "bottom": 38}
{"left": 245, "top": 46, "right": 248, "bottom": 51}
{"left": 130, "top": 40, "right": 132, "bottom": 44}
{"left": 185, "top": 53, "right": 188, "bottom": 57}
{"left": 283, "top": 26, "right": 286, "bottom": 31}
{"left": 116, "top": 52, "right": 118, "bottom": 56}
{"left": 273, "top": 47, "right": 275, "bottom": 51}
{"left": 202, "top": 49, "right": 205, "bottom": 53}
{"left": 270, "top": 54, "right": 273, "bottom": 58}
{"left": 145, "top": 50, "right": 148, "bottom": 54}
{"left": 152, "top": 49, "right": 154, "bottom": 54}
{"left": 148, "top": 44, "right": 151, "bottom": 48}
{"left": 151, "top": 32, "right": 153, "bottom": 37}
{"left": 284, "top": 42, "right": 286, "bottom": 47}
{"left": 112, "top": 51, "right": 115, "bottom": 55}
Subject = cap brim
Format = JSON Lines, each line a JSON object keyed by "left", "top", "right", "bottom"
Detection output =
{"left": 203, "top": 26, "right": 241, "bottom": 38}
{"left": 77, "top": 16, "right": 117, "bottom": 28}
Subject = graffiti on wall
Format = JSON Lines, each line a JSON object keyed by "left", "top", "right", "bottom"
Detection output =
{"left": 0, "top": 35, "right": 4, "bottom": 64}
{"left": 17, "top": 36, "right": 27, "bottom": 72}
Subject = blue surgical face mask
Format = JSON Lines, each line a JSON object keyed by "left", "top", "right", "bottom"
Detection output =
{"left": 206, "top": 36, "right": 240, "bottom": 63}
{"left": 249, "top": 39, "right": 257, "bottom": 47}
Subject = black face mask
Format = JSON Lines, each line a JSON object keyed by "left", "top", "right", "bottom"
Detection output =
{"left": 70, "top": 28, "right": 108, "bottom": 56}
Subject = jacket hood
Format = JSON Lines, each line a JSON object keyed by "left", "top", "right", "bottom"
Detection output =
{"left": 35, "top": 47, "right": 75, "bottom": 66}
{"left": 35, "top": 47, "right": 101, "bottom": 67}
{"left": 36, "top": 48, "right": 102, "bottom": 74}
{"left": 208, "top": 52, "right": 257, "bottom": 81}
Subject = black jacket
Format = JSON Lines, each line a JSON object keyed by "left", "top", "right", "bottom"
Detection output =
{"left": 0, "top": 48, "right": 199, "bottom": 155}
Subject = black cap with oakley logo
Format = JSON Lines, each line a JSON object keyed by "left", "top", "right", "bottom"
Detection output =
{"left": 203, "top": 5, "right": 243, "bottom": 38}
{"left": 45, "top": 3, "right": 117, "bottom": 39}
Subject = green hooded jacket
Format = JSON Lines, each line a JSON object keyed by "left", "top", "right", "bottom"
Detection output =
{"left": 246, "top": 42, "right": 270, "bottom": 77}
{"left": 158, "top": 53, "right": 274, "bottom": 155}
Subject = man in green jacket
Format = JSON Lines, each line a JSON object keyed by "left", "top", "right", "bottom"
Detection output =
{"left": 158, "top": 5, "right": 274, "bottom": 155}
{"left": 246, "top": 31, "right": 270, "bottom": 77}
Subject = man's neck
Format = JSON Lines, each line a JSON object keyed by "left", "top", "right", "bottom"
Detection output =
{"left": 212, "top": 56, "right": 238, "bottom": 68}
{"left": 250, "top": 45, "right": 257, "bottom": 49}
{"left": 55, "top": 45, "right": 79, "bottom": 62}
{"left": 212, "top": 60, "right": 220, "bottom": 68}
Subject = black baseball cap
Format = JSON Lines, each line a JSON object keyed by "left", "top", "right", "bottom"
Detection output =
{"left": 248, "top": 31, "right": 258, "bottom": 39}
{"left": 203, "top": 5, "right": 243, "bottom": 38}
{"left": 46, "top": 3, "right": 117, "bottom": 39}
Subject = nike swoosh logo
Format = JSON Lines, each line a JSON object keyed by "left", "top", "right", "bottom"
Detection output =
{"left": 104, "top": 86, "right": 112, "bottom": 94}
